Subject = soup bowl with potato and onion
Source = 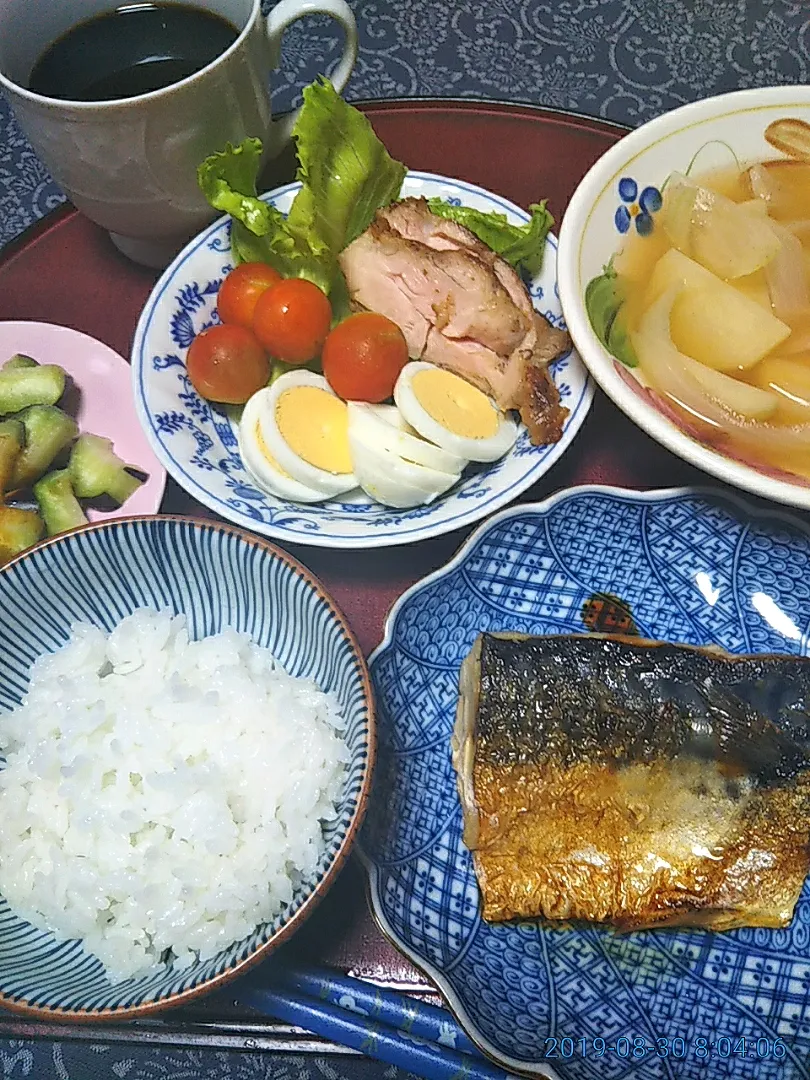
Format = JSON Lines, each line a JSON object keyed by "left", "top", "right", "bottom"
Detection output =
{"left": 558, "top": 85, "right": 810, "bottom": 509}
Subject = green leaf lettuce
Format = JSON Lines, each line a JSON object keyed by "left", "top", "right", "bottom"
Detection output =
{"left": 197, "top": 77, "right": 556, "bottom": 313}
{"left": 197, "top": 78, "right": 406, "bottom": 297}
{"left": 426, "top": 198, "right": 553, "bottom": 276}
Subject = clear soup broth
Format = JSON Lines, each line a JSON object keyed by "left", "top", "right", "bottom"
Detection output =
{"left": 604, "top": 151, "right": 810, "bottom": 482}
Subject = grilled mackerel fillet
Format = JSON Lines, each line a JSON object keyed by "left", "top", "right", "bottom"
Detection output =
{"left": 452, "top": 632, "right": 810, "bottom": 931}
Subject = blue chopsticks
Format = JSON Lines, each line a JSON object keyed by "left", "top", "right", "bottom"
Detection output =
{"left": 274, "top": 965, "right": 482, "bottom": 1056}
{"left": 236, "top": 964, "right": 519, "bottom": 1080}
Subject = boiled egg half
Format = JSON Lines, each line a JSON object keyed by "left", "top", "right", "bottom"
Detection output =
{"left": 394, "top": 361, "right": 518, "bottom": 462}
{"left": 239, "top": 371, "right": 357, "bottom": 501}
{"left": 347, "top": 402, "right": 464, "bottom": 508}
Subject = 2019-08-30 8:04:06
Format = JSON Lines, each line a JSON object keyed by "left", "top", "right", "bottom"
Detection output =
{"left": 542, "top": 1036, "right": 789, "bottom": 1059}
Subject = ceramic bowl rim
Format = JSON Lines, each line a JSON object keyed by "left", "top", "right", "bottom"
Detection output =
{"left": 0, "top": 514, "right": 376, "bottom": 1021}
{"left": 557, "top": 84, "right": 810, "bottom": 512}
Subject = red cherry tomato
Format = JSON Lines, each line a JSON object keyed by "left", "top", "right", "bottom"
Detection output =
{"left": 186, "top": 324, "right": 269, "bottom": 404}
{"left": 321, "top": 312, "right": 409, "bottom": 403}
{"left": 252, "top": 278, "right": 332, "bottom": 364}
{"left": 217, "top": 262, "right": 282, "bottom": 329}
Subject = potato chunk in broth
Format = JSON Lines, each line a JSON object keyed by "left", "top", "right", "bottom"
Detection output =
{"left": 610, "top": 159, "right": 810, "bottom": 481}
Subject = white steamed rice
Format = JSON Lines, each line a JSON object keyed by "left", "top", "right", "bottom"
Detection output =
{"left": 0, "top": 608, "right": 350, "bottom": 983}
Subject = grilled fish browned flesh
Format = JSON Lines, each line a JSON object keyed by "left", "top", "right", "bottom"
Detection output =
{"left": 452, "top": 632, "right": 810, "bottom": 931}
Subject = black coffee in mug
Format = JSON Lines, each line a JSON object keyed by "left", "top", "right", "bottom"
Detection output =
{"left": 28, "top": 2, "right": 239, "bottom": 102}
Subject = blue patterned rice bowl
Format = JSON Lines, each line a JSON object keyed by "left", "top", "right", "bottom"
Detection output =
{"left": 0, "top": 516, "right": 374, "bottom": 1018}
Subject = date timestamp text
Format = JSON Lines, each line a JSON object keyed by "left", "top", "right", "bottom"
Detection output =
{"left": 543, "top": 1037, "right": 788, "bottom": 1061}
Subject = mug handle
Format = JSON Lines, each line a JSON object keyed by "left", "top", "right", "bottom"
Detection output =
{"left": 265, "top": 0, "right": 359, "bottom": 149}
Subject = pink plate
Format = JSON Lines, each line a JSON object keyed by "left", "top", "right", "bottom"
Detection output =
{"left": 0, "top": 320, "right": 166, "bottom": 519}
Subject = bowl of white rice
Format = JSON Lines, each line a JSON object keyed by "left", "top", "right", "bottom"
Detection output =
{"left": 0, "top": 516, "right": 374, "bottom": 1018}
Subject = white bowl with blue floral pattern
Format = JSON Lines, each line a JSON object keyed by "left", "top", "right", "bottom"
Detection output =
{"left": 558, "top": 85, "right": 810, "bottom": 512}
{"left": 131, "top": 172, "right": 592, "bottom": 549}
{"left": 0, "top": 516, "right": 374, "bottom": 1019}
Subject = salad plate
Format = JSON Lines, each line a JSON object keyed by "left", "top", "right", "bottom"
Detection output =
{"left": 361, "top": 485, "right": 810, "bottom": 1080}
{"left": 0, "top": 321, "right": 165, "bottom": 519}
{"left": 131, "top": 172, "right": 592, "bottom": 550}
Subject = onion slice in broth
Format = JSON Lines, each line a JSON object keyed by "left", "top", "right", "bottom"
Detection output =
{"left": 632, "top": 288, "right": 810, "bottom": 464}
{"left": 764, "top": 222, "right": 810, "bottom": 320}
{"left": 633, "top": 290, "right": 739, "bottom": 430}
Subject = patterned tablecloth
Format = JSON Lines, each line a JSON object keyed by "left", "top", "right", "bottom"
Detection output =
{"left": 0, "top": 0, "right": 807, "bottom": 1077}
{"left": 1, "top": 0, "right": 808, "bottom": 248}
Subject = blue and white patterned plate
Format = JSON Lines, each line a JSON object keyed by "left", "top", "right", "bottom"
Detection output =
{"left": 361, "top": 486, "right": 810, "bottom": 1080}
{"left": 131, "top": 173, "right": 592, "bottom": 549}
{"left": 0, "top": 517, "right": 374, "bottom": 1018}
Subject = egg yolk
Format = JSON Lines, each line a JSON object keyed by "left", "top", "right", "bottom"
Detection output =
{"left": 255, "top": 422, "right": 291, "bottom": 477}
{"left": 411, "top": 368, "right": 499, "bottom": 439}
{"left": 275, "top": 387, "right": 353, "bottom": 474}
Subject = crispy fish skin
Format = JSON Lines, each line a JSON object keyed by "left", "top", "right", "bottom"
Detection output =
{"left": 451, "top": 632, "right": 810, "bottom": 931}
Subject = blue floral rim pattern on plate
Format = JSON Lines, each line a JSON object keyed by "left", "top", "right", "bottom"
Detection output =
{"left": 0, "top": 516, "right": 374, "bottom": 1017}
{"left": 360, "top": 485, "right": 810, "bottom": 1080}
{"left": 131, "top": 172, "right": 593, "bottom": 549}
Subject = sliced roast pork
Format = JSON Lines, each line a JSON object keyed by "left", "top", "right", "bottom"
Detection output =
{"left": 338, "top": 197, "right": 570, "bottom": 445}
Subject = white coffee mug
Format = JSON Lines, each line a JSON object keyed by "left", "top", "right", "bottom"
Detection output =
{"left": 0, "top": 0, "right": 358, "bottom": 267}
